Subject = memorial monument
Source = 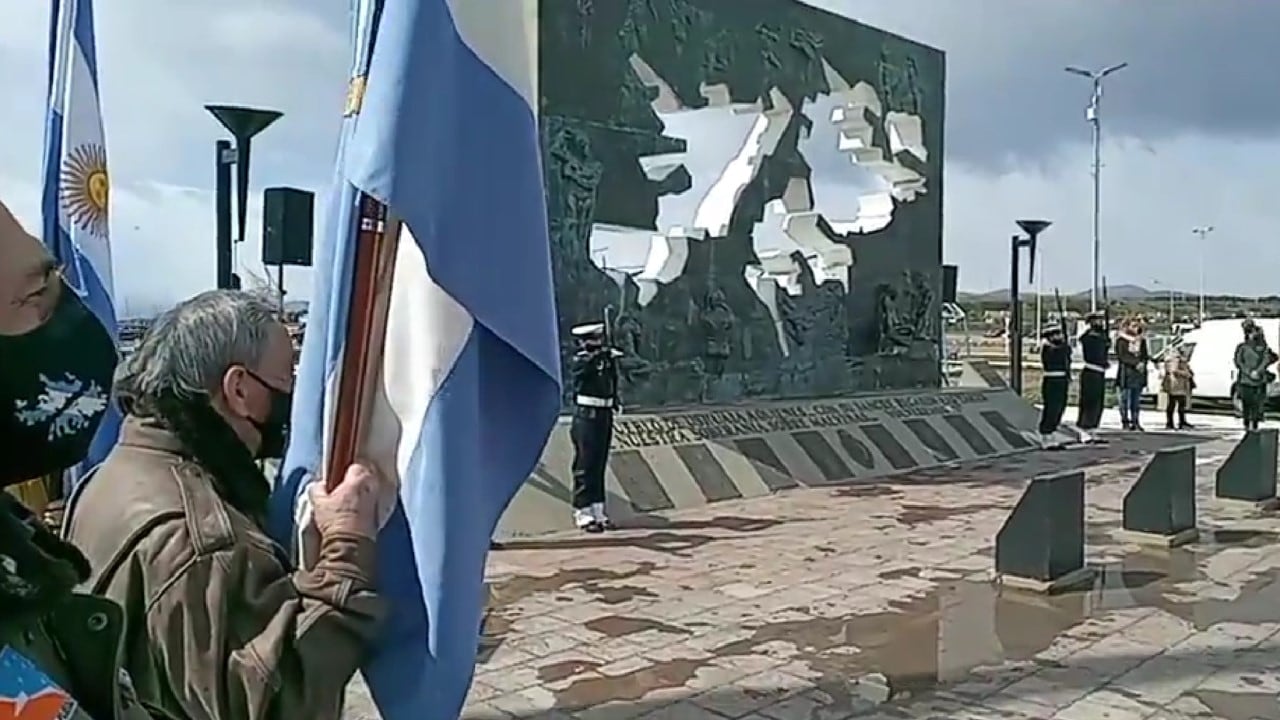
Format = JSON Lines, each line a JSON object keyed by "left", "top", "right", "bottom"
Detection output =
{"left": 540, "top": 0, "right": 945, "bottom": 408}
{"left": 500, "top": 0, "right": 1042, "bottom": 538}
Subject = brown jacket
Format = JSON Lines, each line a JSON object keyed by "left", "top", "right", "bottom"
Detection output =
{"left": 64, "top": 417, "right": 385, "bottom": 720}
{"left": 1162, "top": 353, "right": 1194, "bottom": 397}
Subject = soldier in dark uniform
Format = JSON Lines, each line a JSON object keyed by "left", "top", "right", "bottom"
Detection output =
{"left": 1075, "top": 312, "right": 1110, "bottom": 443}
{"left": 569, "top": 322, "right": 621, "bottom": 533}
{"left": 1038, "top": 325, "right": 1072, "bottom": 449}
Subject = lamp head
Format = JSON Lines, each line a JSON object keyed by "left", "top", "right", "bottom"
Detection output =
{"left": 205, "top": 105, "right": 282, "bottom": 248}
{"left": 1016, "top": 219, "right": 1052, "bottom": 237}
{"left": 1015, "top": 220, "right": 1050, "bottom": 283}
{"left": 205, "top": 105, "right": 282, "bottom": 143}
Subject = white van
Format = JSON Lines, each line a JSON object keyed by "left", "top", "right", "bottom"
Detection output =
{"left": 1146, "top": 318, "right": 1280, "bottom": 401}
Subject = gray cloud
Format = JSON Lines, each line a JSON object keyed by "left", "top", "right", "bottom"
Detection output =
{"left": 808, "top": 0, "right": 1280, "bottom": 169}
{"left": 2, "top": 0, "right": 1278, "bottom": 306}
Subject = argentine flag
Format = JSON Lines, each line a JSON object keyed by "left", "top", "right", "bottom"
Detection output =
{"left": 41, "top": 0, "right": 120, "bottom": 479}
{"left": 270, "top": 1, "right": 560, "bottom": 719}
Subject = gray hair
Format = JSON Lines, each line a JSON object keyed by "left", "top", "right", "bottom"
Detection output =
{"left": 115, "top": 289, "right": 279, "bottom": 407}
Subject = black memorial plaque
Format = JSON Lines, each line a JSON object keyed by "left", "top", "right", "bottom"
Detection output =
{"left": 943, "top": 414, "right": 996, "bottom": 455}
{"left": 541, "top": 0, "right": 946, "bottom": 410}
{"left": 861, "top": 423, "right": 917, "bottom": 470}
{"left": 609, "top": 450, "right": 675, "bottom": 512}
{"left": 1215, "top": 429, "right": 1278, "bottom": 503}
{"left": 610, "top": 390, "right": 993, "bottom": 449}
{"left": 734, "top": 438, "right": 797, "bottom": 491}
{"left": 995, "top": 471, "right": 1086, "bottom": 584}
{"left": 674, "top": 444, "right": 742, "bottom": 502}
{"left": 791, "top": 430, "right": 853, "bottom": 482}
{"left": 980, "top": 411, "right": 1033, "bottom": 450}
{"left": 903, "top": 418, "right": 959, "bottom": 462}
{"left": 836, "top": 429, "right": 877, "bottom": 470}
{"left": 1123, "top": 446, "right": 1197, "bottom": 537}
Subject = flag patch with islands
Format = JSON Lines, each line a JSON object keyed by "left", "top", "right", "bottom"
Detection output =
{"left": 0, "top": 646, "right": 78, "bottom": 720}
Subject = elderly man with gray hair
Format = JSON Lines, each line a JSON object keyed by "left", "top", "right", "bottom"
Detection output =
{"left": 64, "top": 289, "right": 397, "bottom": 720}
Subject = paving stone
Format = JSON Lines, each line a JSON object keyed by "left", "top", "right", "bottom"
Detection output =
{"left": 346, "top": 430, "right": 1280, "bottom": 719}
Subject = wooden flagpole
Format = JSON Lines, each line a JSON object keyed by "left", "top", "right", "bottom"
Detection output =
{"left": 325, "top": 193, "right": 400, "bottom": 490}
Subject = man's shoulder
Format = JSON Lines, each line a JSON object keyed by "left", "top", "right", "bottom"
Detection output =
{"left": 67, "top": 449, "right": 253, "bottom": 585}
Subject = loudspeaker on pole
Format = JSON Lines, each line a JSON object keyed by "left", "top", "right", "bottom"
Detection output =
{"left": 262, "top": 187, "right": 316, "bottom": 267}
{"left": 942, "top": 265, "right": 958, "bottom": 304}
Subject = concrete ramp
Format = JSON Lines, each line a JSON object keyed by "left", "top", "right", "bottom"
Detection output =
{"left": 497, "top": 387, "right": 1041, "bottom": 539}
{"left": 956, "top": 359, "right": 1008, "bottom": 389}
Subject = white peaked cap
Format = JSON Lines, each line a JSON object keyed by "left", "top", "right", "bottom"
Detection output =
{"left": 570, "top": 322, "right": 606, "bottom": 337}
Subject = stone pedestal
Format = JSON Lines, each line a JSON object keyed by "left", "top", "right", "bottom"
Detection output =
{"left": 1119, "top": 446, "right": 1198, "bottom": 547}
{"left": 500, "top": 387, "right": 1042, "bottom": 538}
{"left": 995, "top": 471, "right": 1091, "bottom": 593}
{"left": 1214, "top": 429, "right": 1279, "bottom": 510}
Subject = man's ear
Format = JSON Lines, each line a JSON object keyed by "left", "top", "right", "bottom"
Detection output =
{"left": 219, "top": 365, "right": 252, "bottom": 417}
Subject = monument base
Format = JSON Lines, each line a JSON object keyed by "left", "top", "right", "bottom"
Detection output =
{"left": 499, "top": 386, "right": 1041, "bottom": 539}
{"left": 1215, "top": 497, "right": 1280, "bottom": 513}
{"left": 999, "top": 566, "right": 1096, "bottom": 595}
{"left": 1115, "top": 527, "right": 1200, "bottom": 548}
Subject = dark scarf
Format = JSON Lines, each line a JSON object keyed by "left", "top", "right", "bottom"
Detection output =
{"left": 0, "top": 493, "right": 90, "bottom": 619}
{"left": 121, "top": 393, "right": 271, "bottom": 525}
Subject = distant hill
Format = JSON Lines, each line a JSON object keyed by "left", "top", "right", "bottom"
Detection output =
{"left": 959, "top": 285, "right": 1159, "bottom": 303}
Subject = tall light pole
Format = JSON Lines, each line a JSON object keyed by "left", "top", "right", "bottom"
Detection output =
{"left": 1152, "top": 278, "right": 1175, "bottom": 328}
{"left": 1193, "top": 225, "right": 1214, "bottom": 322}
{"left": 1034, "top": 243, "right": 1043, "bottom": 341}
{"left": 1010, "top": 220, "right": 1052, "bottom": 396}
{"left": 205, "top": 105, "right": 283, "bottom": 290}
{"left": 1065, "top": 62, "right": 1128, "bottom": 314}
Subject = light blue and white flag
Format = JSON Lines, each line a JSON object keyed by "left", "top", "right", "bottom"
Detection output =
{"left": 41, "top": 0, "right": 120, "bottom": 479}
{"left": 270, "top": 1, "right": 560, "bottom": 719}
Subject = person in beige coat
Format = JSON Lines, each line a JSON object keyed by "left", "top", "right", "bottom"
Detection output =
{"left": 1162, "top": 347, "right": 1195, "bottom": 429}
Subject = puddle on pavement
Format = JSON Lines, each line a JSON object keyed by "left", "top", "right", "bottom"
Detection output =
{"left": 550, "top": 533, "right": 1280, "bottom": 714}
{"left": 831, "top": 485, "right": 902, "bottom": 499}
{"left": 487, "top": 562, "right": 659, "bottom": 611}
{"left": 479, "top": 563, "right": 661, "bottom": 662}
{"left": 623, "top": 515, "right": 784, "bottom": 533}
{"left": 585, "top": 615, "right": 691, "bottom": 638}
{"left": 1192, "top": 689, "right": 1280, "bottom": 720}
{"left": 896, "top": 503, "right": 1001, "bottom": 527}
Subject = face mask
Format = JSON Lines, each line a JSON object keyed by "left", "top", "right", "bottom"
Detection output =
{"left": 242, "top": 370, "right": 292, "bottom": 459}
{"left": 0, "top": 282, "right": 117, "bottom": 486}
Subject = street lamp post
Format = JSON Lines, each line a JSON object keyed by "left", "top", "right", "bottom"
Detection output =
{"left": 1065, "top": 62, "right": 1128, "bottom": 314}
{"left": 1010, "top": 220, "right": 1052, "bottom": 396}
{"left": 1193, "top": 225, "right": 1214, "bottom": 323}
{"left": 205, "top": 105, "right": 283, "bottom": 290}
{"left": 1034, "top": 243, "right": 1043, "bottom": 342}
{"left": 1152, "top": 279, "right": 1175, "bottom": 329}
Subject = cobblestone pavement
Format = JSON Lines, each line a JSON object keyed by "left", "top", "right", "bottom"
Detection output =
{"left": 344, "top": 423, "right": 1280, "bottom": 719}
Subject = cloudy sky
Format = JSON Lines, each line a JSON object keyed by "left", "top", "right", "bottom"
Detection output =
{"left": 1, "top": 0, "right": 1277, "bottom": 317}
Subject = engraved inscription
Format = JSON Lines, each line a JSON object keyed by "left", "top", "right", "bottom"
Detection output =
{"left": 612, "top": 390, "right": 993, "bottom": 448}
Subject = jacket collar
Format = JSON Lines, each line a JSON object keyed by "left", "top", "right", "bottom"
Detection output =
{"left": 118, "top": 414, "right": 188, "bottom": 455}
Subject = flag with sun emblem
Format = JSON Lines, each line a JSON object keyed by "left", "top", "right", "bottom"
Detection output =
{"left": 40, "top": 0, "right": 120, "bottom": 482}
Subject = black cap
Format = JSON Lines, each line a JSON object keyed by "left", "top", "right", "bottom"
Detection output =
{"left": 1042, "top": 327, "right": 1063, "bottom": 338}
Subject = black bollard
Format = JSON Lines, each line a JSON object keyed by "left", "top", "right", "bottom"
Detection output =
{"left": 995, "top": 470, "right": 1092, "bottom": 593}
{"left": 1119, "top": 446, "right": 1198, "bottom": 546}
{"left": 1214, "top": 429, "right": 1279, "bottom": 510}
